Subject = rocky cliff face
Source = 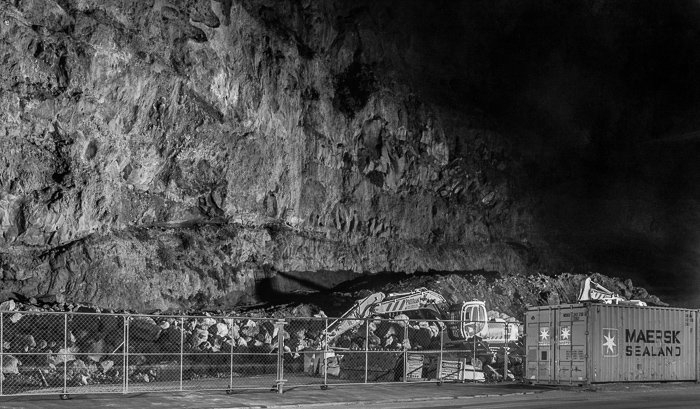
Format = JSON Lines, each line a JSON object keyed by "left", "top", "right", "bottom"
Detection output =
{"left": 2, "top": 0, "right": 698, "bottom": 310}
{"left": 0, "top": 0, "right": 544, "bottom": 310}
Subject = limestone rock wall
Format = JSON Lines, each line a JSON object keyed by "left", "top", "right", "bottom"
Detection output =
{"left": 0, "top": 0, "right": 542, "bottom": 309}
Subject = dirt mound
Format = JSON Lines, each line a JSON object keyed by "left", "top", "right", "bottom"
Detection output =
{"left": 369, "top": 272, "right": 665, "bottom": 319}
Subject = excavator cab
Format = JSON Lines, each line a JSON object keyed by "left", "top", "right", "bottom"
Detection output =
{"left": 445, "top": 301, "right": 488, "bottom": 340}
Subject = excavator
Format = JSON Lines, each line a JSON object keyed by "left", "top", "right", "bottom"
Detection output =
{"left": 322, "top": 287, "right": 517, "bottom": 347}
{"left": 304, "top": 288, "right": 519, "bottom": 382}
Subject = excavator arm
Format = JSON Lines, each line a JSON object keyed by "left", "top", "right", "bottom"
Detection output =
{"left": 322, "top": 292, "right": 386, "bottom": 344}
{"left": 321, "top": 288, "right": 493, "bottom": 347}
{"left": 322, "top": 288, "right": 447, "bottom": 346}
{"left": 371, "top": 288, "right": 447, "bottom": 315}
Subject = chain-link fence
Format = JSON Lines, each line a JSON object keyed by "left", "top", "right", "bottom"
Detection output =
{"left": 0, "top": 311, "right": 522, "bottom": 399}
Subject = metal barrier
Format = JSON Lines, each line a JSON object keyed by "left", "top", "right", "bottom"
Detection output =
{"left": 0, "top": 311, "right": 523, "bottom": 399}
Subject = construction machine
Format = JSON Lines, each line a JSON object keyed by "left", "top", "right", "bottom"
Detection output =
{"left": 322, "top": 287, "right": 517, "bottom": 347}
{"left": 304, "top": 287, "right": 519, "bottom": 382}
{"left": 577, "top": 277, "right": 647, "bottom": 306}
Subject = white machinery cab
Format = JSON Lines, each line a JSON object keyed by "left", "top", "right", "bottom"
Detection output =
{"left": 445, "top": 301, "right": 488, "bottom": 340}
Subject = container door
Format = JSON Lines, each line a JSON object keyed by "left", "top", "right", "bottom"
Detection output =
{"left": 526, "top": 308, "right": 557, "bottom": 383}
{"left": 555, "top": 306, "right": 588, "bottom": 384}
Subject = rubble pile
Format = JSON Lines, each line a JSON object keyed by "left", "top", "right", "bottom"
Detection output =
{"left": 0, "top": 299, "right": 323, "bottom": 388}
{"left": 371, "top": 272, "right": 664, "bottom": 319}
{"left": 0, "top": 271, "right": 662, "bottom": 386}
{"left": 0, "top": 299, "right": 512, "bottom": 386}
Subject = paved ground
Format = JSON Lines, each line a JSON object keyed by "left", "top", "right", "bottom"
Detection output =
{"left": 355, "top": 384, "right": 700, "bottom": 409}
{"left": 0, "top": 382, "right": 543, "bottom": 408}
{"left": 1, "top": 382, "right": 700, "bottom": 408}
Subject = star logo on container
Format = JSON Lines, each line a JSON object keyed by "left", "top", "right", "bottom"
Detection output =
{"left": 602, "top": 328, "right": 618, "bottom": 357}
{"left": 539, "top": 327, "right": 550, "bottom": 344}
{"left": 560, "top": 326, "right": 571, "bottom": 345}
{"left": 561, "top": 326, "right": 570, "bottom": 340}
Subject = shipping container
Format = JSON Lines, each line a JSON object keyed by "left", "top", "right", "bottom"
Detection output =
{"left": 525, "top": 303, "right": 697, "bottom": 384}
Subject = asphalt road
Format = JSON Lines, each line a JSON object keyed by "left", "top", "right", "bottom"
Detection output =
{"left": 2, "top": 383, "right": 700, "bottom": 409}
{"left": 346, "top": 387, "right": 700, "bottom": 409}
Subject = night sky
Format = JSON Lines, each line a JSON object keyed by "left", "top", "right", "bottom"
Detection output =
{"left": 379, "top": 0, "right": 700, "bottom": 305}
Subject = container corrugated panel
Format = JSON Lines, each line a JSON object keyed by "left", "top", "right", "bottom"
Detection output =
{"left": 525, "top": 306, "right": 558, "bottom": 384}
{"left": 525, "top": 303, "right": 697, "bottom": 384}
{"left": 590, "top": 304, "right": 696, "bottom": 383}
{"left": 555, "top": 305, "right": 588, "bottom": 383}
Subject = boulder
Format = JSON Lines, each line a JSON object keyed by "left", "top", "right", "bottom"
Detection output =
{"left": 129, "top": 340, "right": 159, "bottom": 356}
{"left": 2, "top": 355, "right": 20, "bottom": 374}
{"left": 0, "top": 300, "right": 16, "bottom": 311}
{"left": 17, "top": 334, "right": 37, "bottom": 350}
{"left": 53, "top": 347, "right": 76, "bottom": 364}
{"left": 190, "top": 328, "right": 209, "bottom": 347}
{"left": 158, "top": 327, "right": 182, "bottom": 352}
{"left": 130, "top": 317, "right": 162, "bottom": 342}
{"left": 230, "top": 324, "right": 240, "bottom": 339}
{"left": 69, "top": 359, "right": 88, "bottom": 377}
{"left": 100, "top": 315, "right": 124, "bottom": 333}
{"left": 71, "top": 314, "right": 100, "bottom": 340}
{"left": 87, "top": 338, "right": 106, "bottom": 362}
{"left": 100, "top": 360, "right": 115, "bottom": 372}
{"left": 185, "top": 320, "right": 197, "bottom": 331}
{"left": 215, "top": 323, "right": 228, "bottom": 338}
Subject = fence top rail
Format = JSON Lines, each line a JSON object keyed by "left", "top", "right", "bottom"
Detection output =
{"left": 0, "top": 310, "right": 294, "bottom": 321}
{"left": 0, "top": 310, "right": 520, "bottom": 325}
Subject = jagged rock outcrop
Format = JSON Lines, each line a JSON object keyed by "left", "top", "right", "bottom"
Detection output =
{"left": 0, "top": 0, "right": 543, "bottom": 309}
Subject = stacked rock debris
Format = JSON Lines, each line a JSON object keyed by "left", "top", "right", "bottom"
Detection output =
{"left": 0, "top": 300, "right": 524, "bottom": 387}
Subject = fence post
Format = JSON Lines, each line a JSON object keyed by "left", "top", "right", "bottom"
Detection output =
{"left": 180, "top": 317, "right": 185, "bottom": 392}
{"left": 402, "top": 321, "right": 408, "bottom": 383}
{"left": 62, "top": 313, "right": 68, "bottom": 398}
{"left": 503, "top": 323, "right": 509, "bottom": 382}
{"left": 364, "top": 318, "right": 369, "bottom": 384}
{"left": 472, "top": 325, "right": 476, "bottom": 382}
{"left": 121, "top": 316, "right": 127, "bottom": 394}
{"left": 438, "top": 325, "right": 443, "bottom": 383}
{"left": 323, "top": 317, "right": 328, "bottom": 388}
{"left": 1, "top": 312, "right": 3, "bottom": 397}
{"left": 228, "top": 318, "right": 233, "bottom": 394}
{"left": 124, "top": 315, "right": 129, "bottom": 394}
{"left": 274, "top": 319, "right": 286, "bottom": 394}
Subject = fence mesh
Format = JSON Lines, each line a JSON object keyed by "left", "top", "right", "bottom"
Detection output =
{"left": 64, "top": 312, "right": 125, "bottom": 395}
{"left": 218, "top": 317, "right": 278, "bottom": 391}
{"left": 0, "top": 311, "right": 522, "bottom": 397}
{"left": 1, "top": 311, "right": 67, "bottom": 396}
